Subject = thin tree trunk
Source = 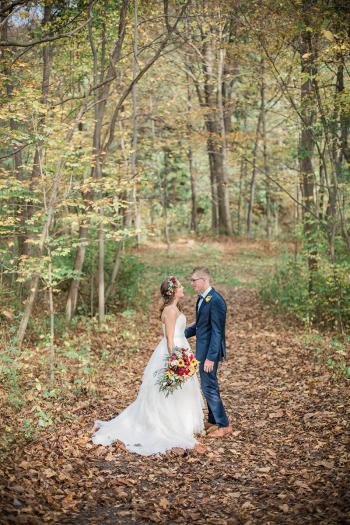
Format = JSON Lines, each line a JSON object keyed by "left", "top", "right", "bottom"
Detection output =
{"left": 98, "top": 213, "right": 105, "bottom": 324}
{"left": 105, "top": 241, "right": 123, "bottom": 301}
{"left": 260, "top": 59, "right": 272, "bottom": 240}
{"left": 207, "top": 131, "right": 219, "bottom": 234}
{"left": 299, "top": 14, "right": 318, "bottom": 285}
{"left": 47, "top": 248, "right": 55, "bottom": 384}
{"left": 131, "top": 0, "right": 140, "bottom": 244}
{"left": 16, "top": 103, "right": 88, "bottom": 347}
{"left": 163, "top": 148, "right": 170, "bottom": 251}
{"left": 247, "top": 108, "right": 263, "bottom": 238}
{"left": 90, "top": 272, "right": 95, "bottom": 317}
{"left": 296, "top": 181, "right": 301, "bottom": 224}
{"left": 63, "top": 0, "right": 186, "bottom": 319}
{"left": 0, "top": 4, "right": 27, "bottom": 257}
{"left": 188, "top": 143, "right": 197, "bottom": 232}
{"left": 203, "top": 37, "right": 219, "bottom": 234}
{"left": 237, "top": 157, "right": 246, "bottom": 236}
{"left": 66, "top": 224, "right": 88, "bottom": 322}
{"left": 319, "top": 161, "right": 325, "bottom": 221}
{"left": 216, "top": 44, "right": 233, "bottom": 235}
{"left": 186, "top": 71, "right": 197, "bottom": 232}
{"left": 27, "top": 5, "right": 52, "bottom": 240}
{"left": 68, "top": 0, "right": 130, "bottom": 325}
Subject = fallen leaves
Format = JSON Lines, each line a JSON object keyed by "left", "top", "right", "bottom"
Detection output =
{"left": 0, "top": 286, "right": 349, "bottom": 525}
{"left": 268, "top": 409, "right": 284, "bottom": 418}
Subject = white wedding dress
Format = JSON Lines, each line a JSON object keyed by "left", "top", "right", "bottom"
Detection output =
{"left": 92, "top": 313, "right": 204, "bottom": 456}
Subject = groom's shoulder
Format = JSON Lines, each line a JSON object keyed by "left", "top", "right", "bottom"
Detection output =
{"left": 211, "top": 288, "right": 227, "bottom": 306}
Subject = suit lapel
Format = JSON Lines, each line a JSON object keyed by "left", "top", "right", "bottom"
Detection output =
{"left": 197, "top": 288, "right": 215, "bottom": 320}
{"left": 196, "top": 296, "right": 201, "bottom": 320}
{"left": 197, "top": 299, "right": 205, "bottom": 319}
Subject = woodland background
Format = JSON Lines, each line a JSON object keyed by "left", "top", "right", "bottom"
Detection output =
{"left": 0, "top": 0, "right": 349, "bottom": 523}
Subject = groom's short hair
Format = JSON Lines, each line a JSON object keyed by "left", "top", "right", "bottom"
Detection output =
{"left": 192, "top": 267, "right": 210, "bottom": 278}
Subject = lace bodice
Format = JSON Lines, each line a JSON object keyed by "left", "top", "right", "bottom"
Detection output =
{"left": 162, "top": 312, "right": 187, "bottom": 338}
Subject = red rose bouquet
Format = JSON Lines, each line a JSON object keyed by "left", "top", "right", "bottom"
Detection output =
{"left": 155, "top": 347, "right": 199, "bottom": 397}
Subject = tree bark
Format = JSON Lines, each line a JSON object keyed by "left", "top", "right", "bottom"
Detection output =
{"left": 131, "top": 0, "right": 141, "bottom": 245}
{"left": 247, "top": 106, "right": 263, "bottom": 238}
{"left": 162, "top": 148, "right": 171, "bottom": 251}
{"left": 105, "top": 241, "right": 123, "bottom": 301}
{"left": 260, "top": 59, "right": 272, "bottom": 239}
{"left": 185, "top": 71, "right": 197, "bottom": 233}
{"left": 65, "top": 224, "right": 88, "bottom": 322}
{"left": 299, "top": 12, "right": 318, "bottom": 284}
{"left": 237, "top": 156, "right": 246, "bottom": 236}
{"left": 216, "top": 44, "right": 233, "bottom": 235}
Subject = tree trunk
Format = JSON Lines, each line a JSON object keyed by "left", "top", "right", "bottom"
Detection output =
{"left": 162, "top": 148, "right": 170, "bottom": 251}
{"left": 216, "top": 45, "right": 233, "bottom": 235}
{"left": 16, "top": 104, "right": 89, "bottom": 347}
{"left": 237, "top": 157, "right": 246, "bottom": 236}
{"left": 202, "top": 37, "right": 219, "bottom": 234}
{"left": 98, "top": 213, "right": 105, "bottom": 324}
{"left": 65, "top": 224, "right": 88, "bottom": 322}
{"left": 188, "top": 143, "right": 197, "bottom": 233}
{"left": 131, "top": 0, "right": 141, "bottom": 245}
{"left": 69, "top": 0, "right": 129, "bottom": 324}
{"left": 63, "top": 0, "right": 185, "bottom": 319}
{"left": 186, "top": 72, "right": 197, "bottom": 233}
{"left": 247, "top": 108, "right": 263, "bottom": 238}
{"left": 27, "top": 5, "right": 52, "bottom": 235}
{"left": 105, "top": 241, "right": 123, "bottom": 301}
{"left": 299, "top": 16, "right": 318, "bottom": 284}
{"left": 332, "top": 59, "right": 350, "bottom": 251}
{"left": 207, "top": 130, "right": 219, "bottom": 234}
{"left": 260, "top": 59, "right": 272, "bottom": 239}
{"left": 0, "top": 3, "right": 27, "bottom": 257}
{"left": 47, "top": 249, "right": 55, "bottom": 384}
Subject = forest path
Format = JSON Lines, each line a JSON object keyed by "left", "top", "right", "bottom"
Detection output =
{"left": 1, "top": 240, "right": 349, "bottom": 524}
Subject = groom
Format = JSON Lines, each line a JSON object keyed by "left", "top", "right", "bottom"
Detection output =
{"left": 185, "top": 267, "right": 232, "bottom": 438}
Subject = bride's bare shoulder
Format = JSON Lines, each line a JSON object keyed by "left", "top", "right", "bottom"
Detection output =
{"left": 161, "top": 305, "right": 179, "bottom": 323}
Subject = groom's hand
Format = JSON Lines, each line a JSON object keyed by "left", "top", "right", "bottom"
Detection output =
{"left": 204, "top": 359, "right": 214, "bottom": 373}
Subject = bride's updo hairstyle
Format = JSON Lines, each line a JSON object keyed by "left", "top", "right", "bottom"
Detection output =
{"left": 159, "top": 275, "right": 182, "bottom": 318}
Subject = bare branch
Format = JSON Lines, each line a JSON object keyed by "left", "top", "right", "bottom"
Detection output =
{"left": 102, "top": 0, "right": 191, "bottom": 154}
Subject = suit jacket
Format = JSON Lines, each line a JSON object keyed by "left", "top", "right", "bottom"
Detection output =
{"left": 185, "top": 287, "right": 227, "bottom": 363}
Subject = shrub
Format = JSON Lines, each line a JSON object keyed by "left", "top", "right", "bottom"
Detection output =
{"left": 113, "top": 254, "right": 148, "bottom": 310}
{"left": 260, "top": 255, "right": 350, "bottom": 330}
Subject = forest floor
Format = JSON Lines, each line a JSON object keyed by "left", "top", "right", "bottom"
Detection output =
{"left": 0, "top": 239, "right": 349, "bottom": 525}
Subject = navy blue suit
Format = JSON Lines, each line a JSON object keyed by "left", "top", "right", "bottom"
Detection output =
{"left": 185, "top": 288, "right": 229, "bottom": 428}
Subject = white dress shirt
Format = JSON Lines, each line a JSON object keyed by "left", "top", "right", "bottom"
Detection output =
{"left": 197, "top": 286, "right": 212, "bottom": 311}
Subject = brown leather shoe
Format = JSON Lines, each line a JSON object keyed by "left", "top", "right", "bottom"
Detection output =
{"left": 204, "top": 422, "right": 217, "bottom": 431}
{"left": 209, "top": 425, "right": 233, "bottom": 438}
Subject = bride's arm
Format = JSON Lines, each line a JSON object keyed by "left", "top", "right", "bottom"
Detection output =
{"left": 163, "top": 308, "right": 178, "bottom": 355}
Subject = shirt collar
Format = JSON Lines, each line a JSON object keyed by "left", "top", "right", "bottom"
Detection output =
{"left": 201, "top": 286, "right": 212, "bottom": 299}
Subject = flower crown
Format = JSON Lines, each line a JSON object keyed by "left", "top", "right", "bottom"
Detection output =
{"left": 162, "top": 276, "right": 177, "bottom": 296}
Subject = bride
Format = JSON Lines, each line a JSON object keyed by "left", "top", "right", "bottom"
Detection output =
{"left": 91, "top": 276, "right": 204, "bottom": 456}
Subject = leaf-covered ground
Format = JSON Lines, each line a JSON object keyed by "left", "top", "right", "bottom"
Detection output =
{"left": 0, "top": 241, "right": 349, "bottom": 524}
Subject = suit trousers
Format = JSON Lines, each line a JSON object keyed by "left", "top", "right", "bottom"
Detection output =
{"left": 199, "top": 361, "right": 229, "bottom": 428}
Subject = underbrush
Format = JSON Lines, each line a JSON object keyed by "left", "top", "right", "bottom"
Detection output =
{"left": 0, "top": 309, "right": 146, "bottom": 457}
{"left": 260, "top": 254, "right": 350, "bottom": 378}
{"left": 302, "top": 333, "right": 350, "bottom": 380}
{"left": 0, "top": 250, "right": 149, "bottom": 457}
{"left": 260, "top": 255, "right": 350, "bottom": 330}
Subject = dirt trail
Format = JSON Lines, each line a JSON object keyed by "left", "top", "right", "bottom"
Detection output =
{"left": 1, "top": 282, "right": 349, "bottom": 524}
